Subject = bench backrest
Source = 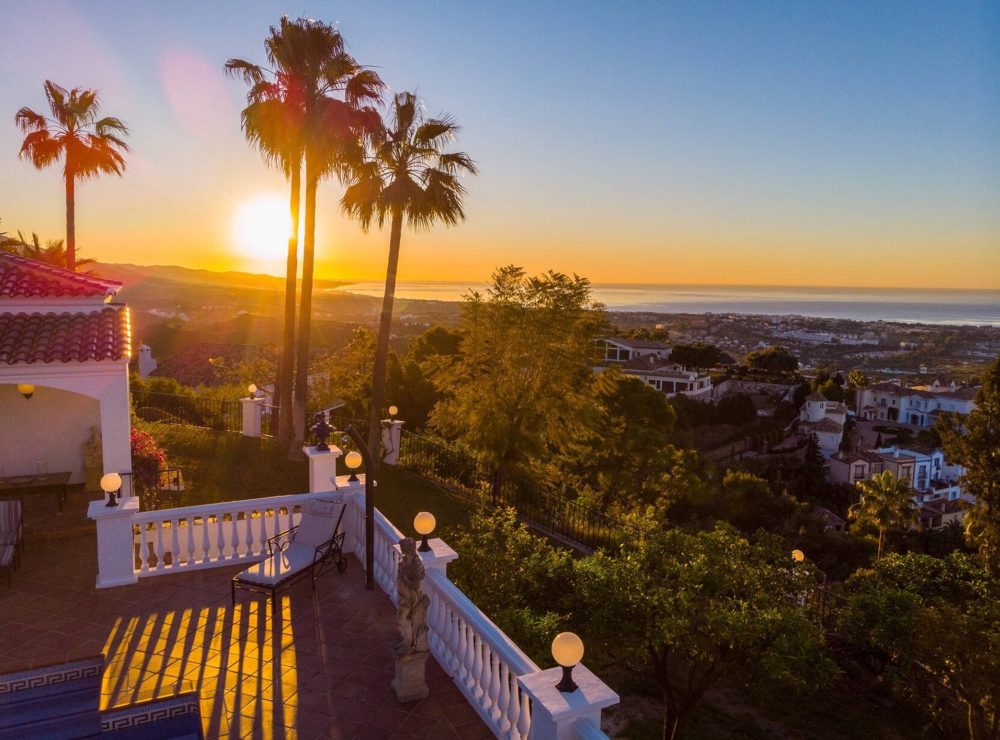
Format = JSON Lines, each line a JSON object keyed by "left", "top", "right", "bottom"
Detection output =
{"left": 294, "top": 499, "right": 345, "bottom": 549}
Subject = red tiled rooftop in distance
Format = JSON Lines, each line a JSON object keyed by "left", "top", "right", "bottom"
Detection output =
{"left": 0, "top": 252, "right": 121, "bottom": 299}
{"left": 0, "top": 307, "right": 130, "bottom": 364}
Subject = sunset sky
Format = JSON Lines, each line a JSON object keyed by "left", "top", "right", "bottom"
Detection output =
{"left": 1, "top": 1, "right": 998, "bottom": 289}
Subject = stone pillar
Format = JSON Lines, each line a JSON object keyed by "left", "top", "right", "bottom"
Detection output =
{"left": 380, "top": 420, "right": 405, "bottom": 465}
{"left": 519, "top": 664, "right": 620, "bottom": 740}
{"left": 242, "top": 397, "right": 264, "bottom": 437}
{"left": 417, "top": 539, "right": 458, "bottom": 577}
{"left": 100, "top": 370, "right": 133, "bottom": 498}
{"left": 303, "top": 445, "right": 343, "bottom": 492}
{"left": 88, "top": 497, "right": 140, "bottom": 588}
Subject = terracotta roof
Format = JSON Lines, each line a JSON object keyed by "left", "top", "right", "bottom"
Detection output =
{"left": 0, "top": 253, "right": 121, "bottom": 299}
{"left": 805, "top": 392, "right": 828, "bottom": 402}
{"left": 0, "top": 307, "right": 130, "bottom": 364}
{"left": 801, "top": 417, "right": 843, "bottom": 433}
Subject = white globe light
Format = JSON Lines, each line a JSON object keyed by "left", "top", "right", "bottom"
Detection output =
{"left": 248, "top": 384, "right": 257, "bottom": 396}
{"left": 551, "top": 632, "right": 584, "bottom": 667}
{"left": 414, "top": 511, "right": 436, "bottom": 536}
{"left": 100, "top": 472, "right": 122, "bottom": 494}
{"left": 345, "top": 451, "right": 363, "bottom": 470}
{"left": 388, "top": 405, "right": 399, "bottom": 417}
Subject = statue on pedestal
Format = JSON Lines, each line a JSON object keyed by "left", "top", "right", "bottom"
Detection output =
{"left": 82, "top": 426, "right": 103, "bottom": 492}
{"left": 392, "top": 537, "right": 430, "bottom": 702}
{"left": 310, "top": 412, "right": 332, "bottom": 452}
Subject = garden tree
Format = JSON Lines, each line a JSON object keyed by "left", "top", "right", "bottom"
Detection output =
{"left": 430, "top": 266, "right": 606, "bottom": 500}
{"left": 310, "top": 327, "right": 375, "bottom": 419}
{"left": 840, "top": 552, "right": 1000, "bottom": 740}
{"left": 714, "top": 469, "right": 802, "bottom": 535}
{"left": 849, "top": 470, "right": 918, "bottom": 560}
{"left": 15, "top": 81, "right": 129, "bottom": 271}
{"left": 231, "top": 18, "right": 383, "bottom": 453}
{"left": 549, "top": 368, "right": 695, "bottom": 512}
{"left": 446, "top": 508, "right": 573, "bottom": 662}
{"left": 744, "top": 345, "right": 799, "bottom": 374}
{"left": 669, "top": 343, "right": 733, "bottom": 368}
{"left": 622, "top": 325, "right": 670, "bottom": 343}
{"left": 938, "top": 357, "right": 1000, "bottom": 574}
{"left": 340, "top": 91, "right": 477, "bottom": 462}
{"left": 847, "top": 369, "right": 868, "bottom": 390}
{"left": 385, "top": 352, "right": 438, "bottom": 430}
{"left": 716, "top": 392, "right": 757, "bottom": 425}
{"left": 408, "top": 325, "right": 462, "bottom": 364}
{"left": 576, "top": 522, "right": 836, "bottom": 740}
{"left": 227, "top": 30, "right": 309, "bottom": 447}
{"left": 815, "top": 378, "right": 845, "bottom": 403}
{"left": 792, "top": 380, "right": 812, "bottom": 411}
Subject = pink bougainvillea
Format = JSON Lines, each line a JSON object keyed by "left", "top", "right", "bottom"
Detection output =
{"left": 130, "top": 427, "right": 166, "bottom": 496}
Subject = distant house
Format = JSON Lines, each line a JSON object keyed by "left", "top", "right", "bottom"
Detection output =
{"left": 597, "top": 337, "right": 671, "bottom": 364}
{"left": 857, "top": 379, "right": 979, "bottom": 427}
{"left": 0, "top": 253, "right": 132, "bottom": 488}
{"left": 798, "top": 392, "right": 846, "bottom": 456}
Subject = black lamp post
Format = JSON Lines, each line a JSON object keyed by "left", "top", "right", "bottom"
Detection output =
{"left": 344, "top": 424, "right": 375, "bottom": 590}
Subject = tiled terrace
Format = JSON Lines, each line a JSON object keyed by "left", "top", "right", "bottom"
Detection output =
{"left": 0, "top": 530, "right": 491, "bottom": 739}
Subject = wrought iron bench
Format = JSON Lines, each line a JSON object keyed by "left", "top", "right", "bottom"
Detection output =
{"left": 231, "top": 498, "right": 347, "bottom": 611}
{"left": 0, "top": 499, "right": 23, "bottom": 587}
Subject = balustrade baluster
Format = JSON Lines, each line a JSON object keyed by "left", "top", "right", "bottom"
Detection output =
{"left": 183, "top": 518, "right": 195, "bottom": 566}
{"left": 154, "top": 521, "right": 166, "bottom": 571}
{"left": 138, "top": 524, "right": 150, "bottom": 573}
{"left": 170, "top": 518, "right": 181, "bottom": 569}
{"left": 516, "top": 689, "right": 531, "bottom": 738}
{"left": 472, "top": 633, "right": 485, "bottom": 698}
{"left": 245, "top": 509, "right": 256, "bottom": 557}
{"left": 488, "top": 650, "right": 502, "bottom": 722}
{"left": 216, "top": 514, "right": 228, "bottom": 562}
{"left": 457, "top": 618, "right": 471, "bottom": 687}
{"left": 497, "top": 662, "right": 511, "bottom": 732}
{"left": 200, "top": 516, "right": 210, "bottom": 565}
{"left": 231, "top": 511, "right": 242, "bottom": 559}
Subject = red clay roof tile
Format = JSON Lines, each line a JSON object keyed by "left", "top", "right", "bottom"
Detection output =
{"left": 0, "top": 253, "right": 121, "bottom": 299}
{"left": 0, "top": 307, "right": 130, "bottom": 365}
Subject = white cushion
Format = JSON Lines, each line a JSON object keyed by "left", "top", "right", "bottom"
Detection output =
{"left": 236, "top": 543, "right": 316, "bottom": 586}
{"left": 294, "top": 500, "right": 343, "bottom": 548}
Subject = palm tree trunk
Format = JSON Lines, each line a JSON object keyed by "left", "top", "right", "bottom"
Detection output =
{"left": 291, "top": 158, "right": 318, "bottom": 455}
{"left": 366, "top": 207, "right": 404, "bottom": 463}
{"left": 277, "top": 164, "right": 301, "bottom": 446}
{"left": 877, "top": 527, "right": 884, "bottom": 560}
{"left": 65, "top": 174, "right": 75, "bottom": 271}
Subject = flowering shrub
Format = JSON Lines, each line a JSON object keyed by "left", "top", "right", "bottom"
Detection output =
{"left": 131, "top": 428, "right": 167, "bottom": 504}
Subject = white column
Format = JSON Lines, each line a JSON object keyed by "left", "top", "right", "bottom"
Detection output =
{"left": 303, "top": 445, "right": 343, "bottom": 492}
{"left": 242, "top": 397, "right": 264, "bottom": 437}
{"left": 88, "top": 497, "right": 139, "bottom": 588}
{"left": 381, "top": 420, "right": 405, "bottom": 465}
{"left": 519, "top": 664, "right": 619, "bottom": 740}
{"left": 100, "top": 368, "right": 133, "bottom": 497}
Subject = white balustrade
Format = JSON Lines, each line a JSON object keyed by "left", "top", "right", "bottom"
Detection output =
{"left": 131, "top": 493, "right": 322, "bottom": 576}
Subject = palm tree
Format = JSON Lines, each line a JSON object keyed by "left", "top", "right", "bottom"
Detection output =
{"left": 226, "top": 18, "right": 382, "bottom": 453}
{"left": 15, "top": 81, "right": 129, "bottom": 271}
{"left": 15, "top": 231, "right": 96, "bottom": 272}
{"left": 342, "top": 92, "right": 477, "bottom": 460}
{"left": 226, "top": 40, "right": 307, "bottom": 448}
{"left": 849, "top": 470, "right": 918, "bottom": 559}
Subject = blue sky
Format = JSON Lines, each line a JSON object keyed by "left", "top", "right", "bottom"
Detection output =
{"left": 1, "top": 1, "right": 997, "bottom": 287}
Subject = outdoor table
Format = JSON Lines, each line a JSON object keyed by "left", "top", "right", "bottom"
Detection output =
{"left": 0, "top": 472, "right": 71, "bottom": 513}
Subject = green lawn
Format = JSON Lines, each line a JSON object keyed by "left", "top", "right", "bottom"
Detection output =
{"left": 138, "top": 422, "right": 477, "bottom": 536}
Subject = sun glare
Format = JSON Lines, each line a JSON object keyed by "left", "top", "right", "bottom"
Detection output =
{"left": 231, "top": 194, "right": 291, "bottom": 266}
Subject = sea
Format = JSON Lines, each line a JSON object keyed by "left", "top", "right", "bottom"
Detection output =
{"left": 331, "top": 282, "right": 1000, "bottom": 326}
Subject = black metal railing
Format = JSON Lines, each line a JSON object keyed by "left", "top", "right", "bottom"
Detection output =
{"left": 119, "top": 467, "right": 185, "bottom": 511}
{"left": 260, "top": 404, "right": 279, "bottom": 438}
{"left": 397, "top": 429, "right": 633, "bottom": 551}
{"left": 132, "top": 390, "right": 242, "bottom": 433}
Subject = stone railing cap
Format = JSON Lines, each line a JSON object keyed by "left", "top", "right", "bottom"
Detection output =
{"left": 88, "top": 497, "right": 140, "bottom": 519}
{"left": 518, "top": 664, "right": 620, "bottom": 721}
{"left": 302, "top": 445, "right": 343, "bottom": 459}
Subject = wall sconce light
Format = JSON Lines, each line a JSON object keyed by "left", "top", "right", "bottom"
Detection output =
{"left": 344, "top": 450, "right": 363, "bottom": 482}
{"left": 413, "top": 511, "right": 436, "bottom": 552}
{"left": 101, "top": 472, "right": 123, "bottom": 508}
{"left": 17, "top": 383, "right": 35, "bottom": 400}
{"left": 552, "top": 632, "right": 584, "bottom": 693}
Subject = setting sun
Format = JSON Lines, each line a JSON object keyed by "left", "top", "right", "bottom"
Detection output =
{"left": 231, "top": 194, "right": 290, "bottom": 266}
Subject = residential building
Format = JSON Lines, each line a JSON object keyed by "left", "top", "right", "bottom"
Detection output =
{"left": 798, "top": 392, "right": 846, "bottom": 456}
{"left": 597, "top": 337, "right": 671, "bottom": 364}
{"left": 595, "top": 337, "right": 713, "bottom": 399}
{"left": 857, "top": 379, "right": 979, "bottom": 427}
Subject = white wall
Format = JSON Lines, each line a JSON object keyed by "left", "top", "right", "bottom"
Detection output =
{"left": 0, "top": 383, "right": 100, "bottom": 482}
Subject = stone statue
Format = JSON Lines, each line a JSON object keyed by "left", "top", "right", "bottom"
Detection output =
{"left": 310, "top": 412, "right": 332, "bottom": 451}
{"left": 82, "top": 426, "right": 103, "bottom": 492}
{"left": 391, "top": 537, "right": 430, "bottom": 701}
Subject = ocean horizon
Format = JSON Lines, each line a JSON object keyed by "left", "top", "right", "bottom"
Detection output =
{"left": 330, "top": 281, "right": 1000, "bottom": 326}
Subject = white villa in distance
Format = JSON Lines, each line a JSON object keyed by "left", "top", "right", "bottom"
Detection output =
{"left": 596, "top": 337, "right": 713, "bottom": 400}
{"left": 0, "top": 253, "right": 132, "bottom": 489}
{"left": 797, "top": 391, "right": 846, "bottom": 456}
{"left": 857, "top": 378, "right": 979, "bottom": 427}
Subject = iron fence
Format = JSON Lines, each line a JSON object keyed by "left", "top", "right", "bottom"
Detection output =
{"left": 132, "top": 390, "right": 242, "bottom": 433}
{"left": 260, "top": 404, "right": 279, "bottom": 438}
{"left": 397, "top": 429, "right": 632, "bottom": 551}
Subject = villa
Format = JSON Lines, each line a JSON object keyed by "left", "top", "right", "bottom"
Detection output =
{"left": 856, "top": 378, "right": 979, "bottom": 427}
{"left": 596, "top": 337, "right": 713, "bottom": 400}
{"left": 0, "top": 256, "right": 620, "bottom": 740}
{"left": 797, "top": 392, "right": 846, "bottom": 457}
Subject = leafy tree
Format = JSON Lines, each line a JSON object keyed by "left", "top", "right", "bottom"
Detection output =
{"left": 840, "top": 553, "right": 1000, "bottom": 739}
{"left": 849, "top": 470, "right": 917, "bottom": 560}
{"left": 447, "top": 508, "right": 573, "bottom": 663}
{"left": 938, "top": 357, "right": 1000, "bottom": 574}
{"left": 341, "top": 91, "right": 477, "bottom": 462}
{"left": 15, "top": 81, "right": 129, "bottom": 271}
{"left": 385, "top": 352, "right": 438, "bottom": 430}
{"left": 430, "top": 266, "right": 605, "bottom": 500}
{"left": 623, "top": 325, "right": 670, "bottom": 343}
{"left": 576, "top": 523, "right": 835, "bottom": 740}
{"left": 744, "top": 345, "right": 799, "bottom": 374}
{"left": 716, "top": 392, "right": 757, "bottom": 425}
{"left": 847, "top": 369, "right": 868, "bottom": 390}
{"left": 409, "top": 325, "right": 462, "bottom": 363}
{"left": 1, "top": 231, "right": 96, "bottom": 272}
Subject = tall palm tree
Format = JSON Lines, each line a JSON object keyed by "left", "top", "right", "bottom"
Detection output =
{"left": 15, "top": 81, "right": 129, "bottom": 271}
{"left": 849, "top": 470, "right": 918, "bottom": 559}
{"left": 342, "top": 92, "right": 477, "bottom": 460}
{"left": 226, "top": 43, "right": 307, "bottom": 448}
